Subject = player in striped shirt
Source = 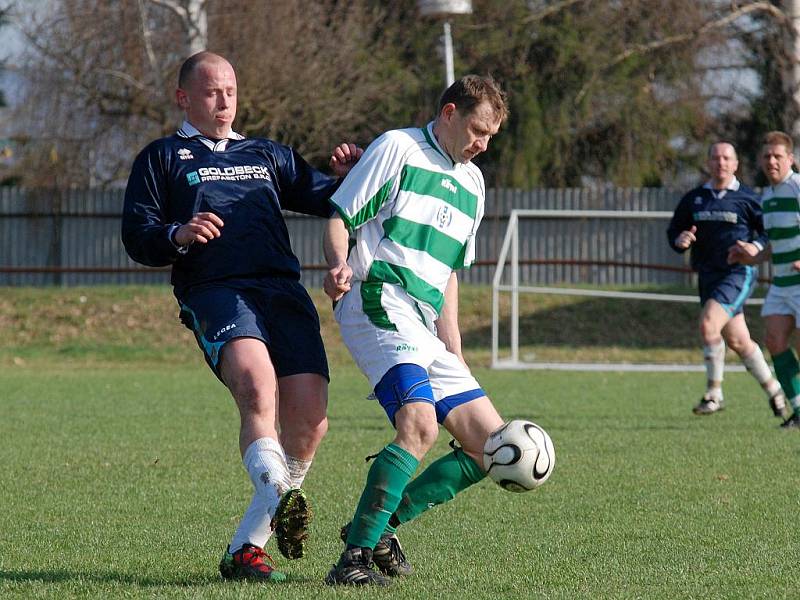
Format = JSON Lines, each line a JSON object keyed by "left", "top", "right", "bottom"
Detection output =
{"left": 322, "top": 75, "right": 509, "bottom": 586}
{"left": 728, "top": 130, "right": 800, "bottom": 428}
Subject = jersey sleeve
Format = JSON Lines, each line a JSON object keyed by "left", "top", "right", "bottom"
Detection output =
{"left": 273, "top": 144, "right": 339, "bottom": 217}
{"left": 121, "top": 143, "right": 182, "bottom": 267}
{"left": 328, "top": 132, "right": 406, "bottom": 231}
{"left": 744, "top": 194, "right": 769, "bottom": 250}
{"left": 666, "top": 192, "right": 694, "bottom": 253}
{"left": 461, "top": 170, "right": 486, "bottom": 268}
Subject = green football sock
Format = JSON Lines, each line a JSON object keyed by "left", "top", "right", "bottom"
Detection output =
{"left": 393, "top": 446, "right": 485, "bottom": 526}
{"left": 346, "top": 443, "right": 418, "bottom": 550}
{"left": 773, "top": 349, "right": 800, "bottom": 410}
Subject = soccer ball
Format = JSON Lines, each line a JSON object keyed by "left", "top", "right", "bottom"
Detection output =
{"left": 483, "top": 419, "right": 555, "bottom": 492}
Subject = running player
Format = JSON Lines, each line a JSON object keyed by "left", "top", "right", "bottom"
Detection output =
{"left": 667, "top": 142, "right": 785, "bottom": 417}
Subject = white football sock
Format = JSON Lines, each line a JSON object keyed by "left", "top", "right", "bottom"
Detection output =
{"left": 742, "top": 344, "right": 779, "bottom": 393}
{"left": 286, "top": 454, "right": 312, "bottom": 490}
{"left": 229, "top": 436, "right": 291, "bottom": 553}
{"left": 703, "top": 340, "right": 726, "bottom": 391}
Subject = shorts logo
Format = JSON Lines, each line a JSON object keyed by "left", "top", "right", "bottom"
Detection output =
{"left": 395, "top": 343, "right": 417, "bottom": 352}
{"left": 213, "top": 322, "right": 237, "bottom": 340}
{"left": 187, "top": 171, "right": 200, "bottom": 186}
{"left": 435, "top": 204, "right": 452, "bottom": 230}
{"left": 694, "top": 196, "right": 702, "bottom": 204}
{"left": 178, "top": 148, "right": 194, "bottom": 160}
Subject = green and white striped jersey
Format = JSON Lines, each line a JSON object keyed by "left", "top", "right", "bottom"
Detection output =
{"left": 762, "top": 171, "right": 800, "bottom": 289}
{"left": 329, "top": 122, "right": 485, "bottom": 330}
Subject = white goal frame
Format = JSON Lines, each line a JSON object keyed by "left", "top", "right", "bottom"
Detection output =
{"left": 490, "top": 209, "right": 762, "bottom": 371}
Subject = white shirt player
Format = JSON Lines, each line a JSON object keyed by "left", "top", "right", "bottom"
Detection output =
{"left": 329, "top": 121, "right": 485, "bottom": 329}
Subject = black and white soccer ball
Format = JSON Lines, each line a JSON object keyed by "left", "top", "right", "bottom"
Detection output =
{"left": 483, "top": 419, "right": 555, "bottom": 492}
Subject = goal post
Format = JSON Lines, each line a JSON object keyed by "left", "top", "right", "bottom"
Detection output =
{"left": 490, "top": 209, "right": 763, "bottom": 371}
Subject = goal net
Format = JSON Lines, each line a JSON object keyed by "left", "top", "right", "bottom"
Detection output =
{"left": 490, "top": 209, "right": 766, "bottom": 371}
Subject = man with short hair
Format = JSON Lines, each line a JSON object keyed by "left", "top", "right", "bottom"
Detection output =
{"left": 667, "top": 142, "right": 785, "bottom": 417}
{"left": 321, "top": 75, "right": 511, "bottom": 586}
{"left": 122, "top": 51, "right": 361, "bottom": 582}
{"left": 728, "top": 130, "right": 800, "bottom": 428}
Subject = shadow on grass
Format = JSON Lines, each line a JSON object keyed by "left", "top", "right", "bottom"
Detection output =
{"left": 0, "top": 569, "right": 219, "bottom": 588}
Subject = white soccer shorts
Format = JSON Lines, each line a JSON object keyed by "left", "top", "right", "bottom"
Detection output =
{"left": 761, "top": 285, "right": 800, "bottom": 322}
{"left": 334, "top": 282, "right": 481, "bottom": 400}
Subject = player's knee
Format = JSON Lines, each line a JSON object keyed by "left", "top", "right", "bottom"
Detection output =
{"left": 395, "top": 416, "right": 439, "bottom": 457}
{"left": 765, "top": 331, "right": 789, "bottom": 356}
{"left": 698, "top": 318, "right": 721, "bottom": 343}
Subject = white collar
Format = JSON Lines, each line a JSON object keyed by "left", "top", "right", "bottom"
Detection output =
{"left": 703, "top": 176, "right": 740, "bottom": 192}
{"left": 177, "top": 120, "right": 244, "bottom": 152}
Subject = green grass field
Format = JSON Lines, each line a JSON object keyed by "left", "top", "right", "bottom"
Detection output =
{"left": 1, "top": 286, "right": 798, "bottom": 598}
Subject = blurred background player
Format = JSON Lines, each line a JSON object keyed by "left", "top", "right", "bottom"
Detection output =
{"left": 321, "top": 75, "right": 509, "bottom": 586}
{"left": 728, "top": 131, "right": 800, "bottom": 429}
{"left": 667, "top": 142, "right": 786, "bottom": 417}
{"left": 122, "top": 51, "right": 362, "bottom": 582}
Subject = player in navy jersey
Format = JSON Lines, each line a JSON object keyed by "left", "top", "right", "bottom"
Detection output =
{"left": 122, "top": 51, "right": 361, "bottom": 583}
{"left": 667, "top": 142, "right": 785, "bottom": 417}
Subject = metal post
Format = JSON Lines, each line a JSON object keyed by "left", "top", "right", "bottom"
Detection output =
{"left": 443, "top": 20, "right": 455, "bottom": 87}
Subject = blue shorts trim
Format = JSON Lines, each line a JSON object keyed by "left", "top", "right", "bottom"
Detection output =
{"left": 435, "top": 388, "right": 486, "bottom": 423}
{"left": 374, "top": 364, "right": 435, "bottom": 427}
{"left": 699, "top": 266, "right": 755, "bottom": 317}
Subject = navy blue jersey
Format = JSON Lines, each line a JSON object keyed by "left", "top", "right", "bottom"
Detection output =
{"left": 122, "top": 129, "right": 338, "bottom": 298}
{"left": 666, "top": 183, "right": 768, "bottom": 274}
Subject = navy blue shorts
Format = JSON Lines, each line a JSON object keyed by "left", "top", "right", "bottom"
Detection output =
{"left": 178, "top": 277, "right": 329, "bottom": 381}
{"left": 698, "top": 267, "right": 756, "bottom": 317}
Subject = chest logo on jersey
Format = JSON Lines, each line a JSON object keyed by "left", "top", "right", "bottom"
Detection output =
{"left": 436, "top": 204, "right": 453, "bottom": 230}
{"left": 441, "top": 177, "right": 457, "bottom": 194}
{"left": 178, "top": 148, "right": 194, "bottom": 160}
{"left": 692, "top": 210, "right": 738, "bottom": 224}
{"left": 185, "top": 165, "right": 273, "bottom": 186}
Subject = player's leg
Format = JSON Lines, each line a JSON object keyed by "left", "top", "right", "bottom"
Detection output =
{"left": 178, "top": 288, "right": 288, "bottom": 581}
{"left": 326, "top": 366, "right": 435, "bottom": 586}
{"left": 696, "top": 298, "right": 730, "bottom": 414}
{"left": 218, "top": 337, "right": 289, "bottom": 582}
{"left": 722, "top": 313, "right": 786, "bottom": 417}
{"left": 265, "top": 279, "right": 332, "bottom": 558}
{"left": 764, "top": 313, "right": 800, "bottom": 427}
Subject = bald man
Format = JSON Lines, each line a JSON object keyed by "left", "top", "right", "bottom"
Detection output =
{"left": 667, "top": 142, "right": 785, "bottom": 418}
{"left": 122, "top": 51, "right": 362, "bottom": 582}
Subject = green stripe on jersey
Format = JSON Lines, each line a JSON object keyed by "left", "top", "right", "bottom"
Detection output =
{"left": 346, "top": 176, "right": 396, "bottom": 229}
{"left": 382, "top": 216, "right": 466, "bottom": 269}
{"left": 773, "top": 273, "right": 800, "bottom": 287}
{"left": 767, "top": 225, "right": 800, "bottom": 241}
{"left": 772, "top": 247, "right": 800, "bottom": 264}
{"left": 368, "top": 260, "right": 445, "bottom": 314}
{"left": 763, "top": 196, "right": 800, "bottom": 213}
{"left": 399, "top": 165, "right": 478, "bottom": 219}
{"left": 360, "top": 281, "right": 397, "bottom": 331}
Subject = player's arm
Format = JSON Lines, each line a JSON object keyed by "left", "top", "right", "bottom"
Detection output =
{"left": 436, "top": 272, "right": 467, "bottom": 367}
{"left": 666, "top": 195, "right": 696, "bottom": 252}
{"left": 322, "top": 214, "right": 352, "bottom": 301}
{"left": 121, "top": 146, "right": 223, "bottom": 266}
{"left": 727, "top": 239, "right": 770, "bottom": 265}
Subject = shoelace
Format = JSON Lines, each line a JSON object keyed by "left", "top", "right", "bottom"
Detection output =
{"left": 242, "top": 546, "right": 278, "bottom": 568}
{"left": 387, "top": 537, "right": 405, "bottom": 564}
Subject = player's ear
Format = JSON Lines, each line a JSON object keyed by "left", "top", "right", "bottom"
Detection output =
{"left": 175, "top": 88, "right": 189, "bottom": 111}
{"left": 440, "top": 102, "right": 457, "bottom": 121}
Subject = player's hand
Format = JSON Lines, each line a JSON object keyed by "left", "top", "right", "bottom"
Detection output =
{"left": 792, "top": 260, "right": 800, "bottom": 272}
{"left": 329, "top": 143, "right": 364, "bottom": 177}
{"left": 727, "top": 239, "right": 759, "bottom": 265}
{"left": 675, "top": 226, "right": 697, "bottom": 250}
{"left": 323, "top": 263, "right": 352, "bottom": 301}
{"left": 174, "top": 212, "right": 224, "bottom": 246}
